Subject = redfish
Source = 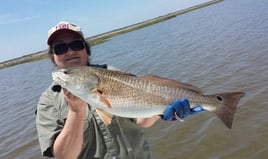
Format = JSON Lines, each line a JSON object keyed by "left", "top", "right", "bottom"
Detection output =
{"left": 52, "top": 66, "right": 245, "bottom": 128}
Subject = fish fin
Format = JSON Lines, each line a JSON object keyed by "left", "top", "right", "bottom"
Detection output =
{"left": 96, "top": 108, "right": 113, "bottom": 125}
{"left": 210, "top": 92, "right": 245, "bottom": 129}
{"left": 92, "top": 89, "right": 112, "bottom": 108}
{"left": 112, "top": 70, "right": 136, "bottom": 77}
{"left": 141, "top": 75, "right": 203, "bottom": 94}
{"left": 91, "top": 65, "right": 136, "bottom": 76}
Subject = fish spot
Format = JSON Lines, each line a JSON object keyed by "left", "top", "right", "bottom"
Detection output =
{"left": 216, "top": 95, "right": 223, "bottom": 102}
{"left": 97, "top": 89, "right": 103, "bottom": 94}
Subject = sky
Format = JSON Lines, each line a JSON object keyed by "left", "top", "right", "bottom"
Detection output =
{"left": 0, "top": 0, "right": 210, "bottom": 63}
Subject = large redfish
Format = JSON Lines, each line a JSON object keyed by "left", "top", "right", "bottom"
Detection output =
{"left": 52, "top": 66, "right": 245, "bottom": 128}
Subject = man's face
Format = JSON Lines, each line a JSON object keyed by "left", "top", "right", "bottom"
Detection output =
{"left": 51, "top": 31, "right": 88, "bottom": 68}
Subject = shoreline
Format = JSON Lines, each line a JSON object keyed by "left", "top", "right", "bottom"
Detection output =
{"left": 0, "top": 0, "right": 223, "bottom": 70}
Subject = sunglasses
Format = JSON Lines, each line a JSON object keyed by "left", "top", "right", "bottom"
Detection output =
{"left": 52, "top": 40, "right": 85, "bottom": 55}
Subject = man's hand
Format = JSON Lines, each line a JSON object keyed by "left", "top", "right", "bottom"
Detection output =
{"left": 63, "top": 88, "right": 87, "bottom": 113}
{"left": 161, "top": 99, "right": 204, "bottom": 121}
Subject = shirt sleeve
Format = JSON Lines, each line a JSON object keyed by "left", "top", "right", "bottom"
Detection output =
{"left": 35, "top": 88, "right": 65, "bottom": 157}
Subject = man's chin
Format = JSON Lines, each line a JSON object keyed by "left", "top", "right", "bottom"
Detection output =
{"left": 65, "top": 62, "right": 82, "bottom": 67}
{"left": 65, "top": 59, "right": 82, "bottom": 67}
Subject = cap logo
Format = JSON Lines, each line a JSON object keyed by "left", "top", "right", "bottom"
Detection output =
{"left": 48, "top": 22, "right": 83, "bottom": 44}
{"left": 56, "top": 23, "right": 69, "bottom": 30}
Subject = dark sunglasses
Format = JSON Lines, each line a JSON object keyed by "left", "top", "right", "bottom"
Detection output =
{"left": 52, "top": 40, "right": 85, "bottom": 55}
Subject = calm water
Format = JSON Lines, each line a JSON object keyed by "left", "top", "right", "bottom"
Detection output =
{"left": 1, "top": 0, "right": 267, "bottom": 158}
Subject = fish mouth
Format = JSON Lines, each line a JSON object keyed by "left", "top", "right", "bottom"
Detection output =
{"left": 52, "top": 72, "right": 67, "bottom": 86}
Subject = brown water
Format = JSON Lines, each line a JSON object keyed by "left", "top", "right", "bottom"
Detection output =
{"left": 0, "top": 0, "right": 267, "bottom": 158}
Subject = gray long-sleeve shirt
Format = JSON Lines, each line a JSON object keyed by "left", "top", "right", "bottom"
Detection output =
{"left": 36, "top": 76, "right": 152, "bottom": 159}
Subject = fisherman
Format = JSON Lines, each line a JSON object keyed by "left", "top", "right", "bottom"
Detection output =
{"left": 35, "top": 21, "right": 203, "bottom": 159}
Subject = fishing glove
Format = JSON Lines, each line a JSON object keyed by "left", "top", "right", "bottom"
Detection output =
{"left": 162, "top": 98, "right": 204, "bottom": 121}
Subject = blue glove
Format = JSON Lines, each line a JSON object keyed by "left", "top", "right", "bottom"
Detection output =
{"left": 162, "top": 98, "right": 204, "bottom": 121}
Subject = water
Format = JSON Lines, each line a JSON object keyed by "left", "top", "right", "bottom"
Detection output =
{"left": 0, "top": 0, "right": 267, "bottom": 158}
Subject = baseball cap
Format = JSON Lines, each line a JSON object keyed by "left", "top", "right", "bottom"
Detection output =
{"left": 47, "top": 21, "right": 84, "bottom": 45}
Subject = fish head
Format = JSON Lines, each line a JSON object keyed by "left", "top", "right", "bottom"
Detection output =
{"left": 52, "top": 67, "right": 100, "bottom": 97}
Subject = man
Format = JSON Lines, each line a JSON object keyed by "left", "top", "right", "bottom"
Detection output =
{"left": 36, "top": 21, "right": 202, "bottom": 159}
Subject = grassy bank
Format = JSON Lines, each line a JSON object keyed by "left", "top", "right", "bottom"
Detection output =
{"left": 0, "top": 0, "right": 223, "bottom": 70}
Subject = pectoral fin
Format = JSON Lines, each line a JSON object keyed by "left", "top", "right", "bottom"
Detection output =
{"left": 92, "top": 89, "right": 112, "bottom": 108}
{"left": 96, "top": 108, "right": 113, "bottom": 125}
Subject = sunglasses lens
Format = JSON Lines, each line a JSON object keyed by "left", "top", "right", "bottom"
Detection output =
{"left": 53, "top": 40, "right": 85, "bottom": 55}
{"left": 53, "top": 43, "right": 68, "bottom": 55}
{"left": 69, "top": 40, "right": 85, "bottom": 51}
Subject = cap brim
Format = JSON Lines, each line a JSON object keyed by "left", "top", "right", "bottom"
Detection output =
{"left": 47, "top": 29, "right": 83, "bottom": 45}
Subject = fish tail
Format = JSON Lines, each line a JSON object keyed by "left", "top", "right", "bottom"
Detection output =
{"left": 212, "top": 92, "right": 245, "bottom": 129}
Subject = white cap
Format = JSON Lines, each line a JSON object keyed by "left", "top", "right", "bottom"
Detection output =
{"left": 47, "top": 21, "right": 84, "bottom": 45}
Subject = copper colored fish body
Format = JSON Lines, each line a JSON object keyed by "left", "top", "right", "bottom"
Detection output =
{"left": 52, "top": 66, "right": 245, "bottom": 128}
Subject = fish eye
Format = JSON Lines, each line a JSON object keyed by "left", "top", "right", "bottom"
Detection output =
{"left": 63, "top": 70, "right": 69, "bottom": 74}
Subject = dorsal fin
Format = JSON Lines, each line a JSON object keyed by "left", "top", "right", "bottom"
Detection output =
{"left": 140, "top": 75, "right": 203, "bottom": 94}
{"left": 113, "top": 70, "right": 136, "bottom": 77}
{"left": 91, "top": 65, "right": 136, "bottom": 77}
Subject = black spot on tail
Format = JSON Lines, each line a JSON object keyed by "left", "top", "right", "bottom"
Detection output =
{"left": 214, "top": 92, "right": 245, "bottom": 129}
